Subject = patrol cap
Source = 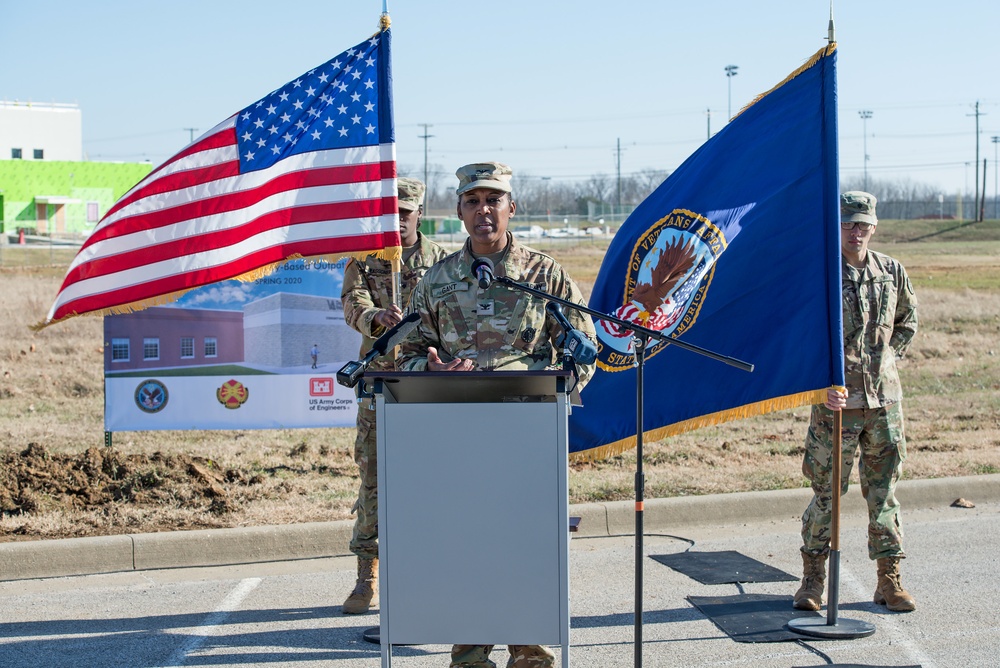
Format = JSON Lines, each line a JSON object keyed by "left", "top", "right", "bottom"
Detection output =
{"left": 841, "top": 191, "right": 878, "bottom": 225}
{"left": 397, "top": 177, "right": 426, "bottom": 212}
{"left": 455, "top": 161, "right": 513, "bottom": 196}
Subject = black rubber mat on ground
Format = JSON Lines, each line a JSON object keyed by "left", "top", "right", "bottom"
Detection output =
{"left": 651, "top": 550, "right": 797, "bottom": 584}
{"left": 688, "top": 593, "right": 821, "bottom": 643}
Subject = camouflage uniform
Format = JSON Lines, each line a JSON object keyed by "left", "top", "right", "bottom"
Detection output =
{"left": 801, "top": 250, "right": 918, "bottom": 560}
{"left": 451, "top": 644, "right": 555, "bottom": 668}
{"left": 341, "top": 232, "right": 448, "bottom": 560}
{"left": 398, "top": 235, "right": 596, "bottom": 386}
{"left": 398, "top": 233, "right": 596, "bottom": 668}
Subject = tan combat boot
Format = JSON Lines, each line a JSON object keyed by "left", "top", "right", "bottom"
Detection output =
{"left": 874, "top": 556, "right": 916, "bottom": 612}
{"left": 342, "top": 557, "right": 378, "bottom": 614}
{"left": 793, "top": 551, "right": 827, "bottom": 611}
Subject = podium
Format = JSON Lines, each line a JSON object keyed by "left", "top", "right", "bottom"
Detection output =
{"left": 371, "top": 370, "right": 576, "bottom": 668}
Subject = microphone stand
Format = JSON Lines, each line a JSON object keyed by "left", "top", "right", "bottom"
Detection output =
{"left": 493, "top": 275, "right": 754, "bottom": 668}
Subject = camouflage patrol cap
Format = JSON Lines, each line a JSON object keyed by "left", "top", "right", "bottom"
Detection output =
{"left": 455, "top": 161, "right": 513, "bottom": 196}
{"left": 397, "top": 177, "right": 426, "bottom": 212}
{"left": 841, "top": 191, "right": 878, "bottom": 225}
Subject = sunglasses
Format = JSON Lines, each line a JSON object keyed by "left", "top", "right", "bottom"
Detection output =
{"left": 840, "top": 221, "right": 875, "bottom": 231}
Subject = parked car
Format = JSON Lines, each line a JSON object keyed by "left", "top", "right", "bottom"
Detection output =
{"left": 512, "top": 225, "right": 544, "bottom": 238}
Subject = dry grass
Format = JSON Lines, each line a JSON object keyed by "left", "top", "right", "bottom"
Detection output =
{"left": 1, "top": 222, "right": 998, "bottom": 541}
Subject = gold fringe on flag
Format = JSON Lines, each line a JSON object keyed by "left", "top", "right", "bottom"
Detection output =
{"left": 31, "top": 246, "right": 402, "bottom": 331}
{"left": 732, "top": 43, "right": 836, "bottom": 122}
{"left": 568, "top": 387, "right": 830, "bottom": 463}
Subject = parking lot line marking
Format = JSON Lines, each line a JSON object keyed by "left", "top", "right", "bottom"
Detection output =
{"left": 163, "top": 577, "right": 262, "bottom": 666}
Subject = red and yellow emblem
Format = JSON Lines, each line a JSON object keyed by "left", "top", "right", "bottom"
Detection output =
{"left": 217, "top": 379, "right": 249, "bottom": 409}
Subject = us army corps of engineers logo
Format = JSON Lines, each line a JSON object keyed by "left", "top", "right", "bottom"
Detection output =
{"left": 597, "top": 209, "right": 727, "bottom": 372}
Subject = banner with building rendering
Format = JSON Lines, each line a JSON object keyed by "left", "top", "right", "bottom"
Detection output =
{"left": 103, "top": 258, "right": 361, "bottom": 431}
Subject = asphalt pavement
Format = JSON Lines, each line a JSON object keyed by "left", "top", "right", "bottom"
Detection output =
{"left": 1, "top": 474, "right": 997, "bottom": 668}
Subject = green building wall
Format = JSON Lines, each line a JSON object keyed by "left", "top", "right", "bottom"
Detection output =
{"left": 0, "top": 160, "right": 152, "bottom": 235}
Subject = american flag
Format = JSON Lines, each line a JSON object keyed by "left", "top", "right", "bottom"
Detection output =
{"left": 40, "top": 28, "right": 397, "bottom": 328}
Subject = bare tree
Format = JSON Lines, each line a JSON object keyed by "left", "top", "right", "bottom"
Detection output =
{"left": 634, "top": 168, "right": 671, "bottom": 200}
{"left": 840, "top": 176, "right": 947, "bottom": 219}
{"left": 583, "top": 173, "right": 614, "bottom": 204}
{"left": 510, "top": 172, "right": 545, "bottom": 217}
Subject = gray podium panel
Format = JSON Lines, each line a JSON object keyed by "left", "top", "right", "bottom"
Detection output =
{"left": 373, "top": 372, "right": 571, "bottom": 665}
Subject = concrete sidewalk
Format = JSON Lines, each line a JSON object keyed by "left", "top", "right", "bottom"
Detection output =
{"left": 3, "top": 474, "right": 997, "bottom": 582}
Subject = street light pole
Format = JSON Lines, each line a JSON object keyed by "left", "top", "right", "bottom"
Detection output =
{"left": 724, "top": 65, "right": 738, "bottom": 120}
{"left": 858, "top": 110, "right": 873, "bottom": 192}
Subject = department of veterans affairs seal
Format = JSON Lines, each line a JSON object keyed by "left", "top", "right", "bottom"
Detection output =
{"left": 597, "top": 209, "right": 727, "bottom": 372}
{"left": 134, "top": 379, "right": 168, "bottom": 413}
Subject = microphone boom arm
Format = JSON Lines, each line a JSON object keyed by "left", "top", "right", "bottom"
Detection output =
{"left": 492, "top": 275, "right": 753, "bottom": 373}
{"left": 336, "top": 311, "right": 422, "bottom": 388}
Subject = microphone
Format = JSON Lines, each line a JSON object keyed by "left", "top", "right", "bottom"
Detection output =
{"left": 471, "top": 256, "right": 494, "bottom": 289}
{"left": 337, "top": 311, "right": 421, "bottom": 388}
{"left": 546, "top": 301, "right": 598, "bottom": 366}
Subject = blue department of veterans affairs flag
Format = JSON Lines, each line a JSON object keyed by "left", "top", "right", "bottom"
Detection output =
{"left": 569, "top": 44, "right": 843, "bottom": 460}
{"left": 40, "top": 27, "right": 398, "bottom": 329}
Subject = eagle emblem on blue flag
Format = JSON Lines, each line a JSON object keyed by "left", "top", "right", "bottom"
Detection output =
{"left": 596, "top": 209, "right": 727, "bottom": 372}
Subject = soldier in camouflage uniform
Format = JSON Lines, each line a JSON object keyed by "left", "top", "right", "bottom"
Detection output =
{"left": 339, "top": 177, "right": 448, "bottom": 614}
{"left": 795, "top": 191, "right": 919, "bottom": 613}
{"left": 397, "top": 162, "right": 596, "bottom": 668}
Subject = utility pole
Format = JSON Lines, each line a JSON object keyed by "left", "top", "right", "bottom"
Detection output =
{"left": 615, "top": 138, "right": 623, "bottom": 215}
{"left": 992, "top": 136, "right": 999, "bottom": 219}
{"left": 968, "top": 101, "right": 984, "bottom": 222}
{"left": 418, "top": 123, "right": 434, "bottom": 207}
{"left": 706, "top": 107, "right": 711, "bottom": 140}
{"left": 982, "top": 159, "right": 988, "bottom": 222}
{"left": 725, "top": 65, "right": 739, "bottom": 120}
{"left": 858, "top": 110, "right": 872, "bottom": 192}
{"left": 183, "top": 127, "right": 198, "bottom": 144}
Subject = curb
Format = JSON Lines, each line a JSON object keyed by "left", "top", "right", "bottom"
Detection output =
{"left": 570, "top": 472, "right": 999, "bottom": 537}
{"left": 2, "top": 474, "right": 997, "bottom": 582}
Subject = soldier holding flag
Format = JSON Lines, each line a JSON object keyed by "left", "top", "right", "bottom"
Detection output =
{"left": 339, "top": 177, "right": 448, "bottom": 614}
{"left": 794, "top": 191, "right": 919, "bottom": 613}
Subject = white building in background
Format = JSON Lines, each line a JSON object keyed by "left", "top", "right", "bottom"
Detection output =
{"left": 244, "top": 292, "right": 359, "bottom": 369}
{"left": 0, "top": 101, "right": 82, "bottom": 161}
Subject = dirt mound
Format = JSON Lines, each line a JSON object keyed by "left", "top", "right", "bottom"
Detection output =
{"left": 0, "top": 443, "right": 262, "bottom": 520}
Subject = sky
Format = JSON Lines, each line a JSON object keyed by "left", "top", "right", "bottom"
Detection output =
{"left": 3, "top": 0, "right": 999, "bottom": 199}
{"left": 173, "top": 258, "right": 348, "bottom": 311}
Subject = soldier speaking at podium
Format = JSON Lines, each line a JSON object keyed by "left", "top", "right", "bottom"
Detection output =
{"left": 398, "top": 162, "right": 596, "bottom": 668}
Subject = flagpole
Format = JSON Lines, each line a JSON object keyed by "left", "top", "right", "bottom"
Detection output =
{"left": 786, "top": 8, "right": 875, "bottom": 639}
{"left": 787, "top": 406, "right": 875, "bottom": 638}
{"left": 381, "top": 1, "right": 399, "bottom": 308}
{"left": 828, "top": 0, "right": 835, "bottom": 42}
